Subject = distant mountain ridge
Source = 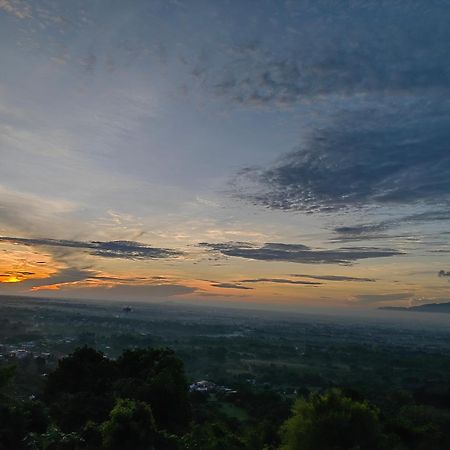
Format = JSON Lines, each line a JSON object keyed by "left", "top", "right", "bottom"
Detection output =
{"left": 379, "top": 302, "right": 450, "bottom": 313}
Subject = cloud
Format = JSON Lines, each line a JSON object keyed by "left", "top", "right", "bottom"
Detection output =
{"left": 291, "top": 274, "right": 376, "bottom": 282}
{"left": 222, "top": 2, "right": 450, "bottom": 216}
{"left": 354, "top": 292, "right": 412, "bottom": 304}
{"left": 81, "top": 50, "right": 97, "bottom": 74}
{"left": 238, "top": 278, "right": 321, "bottom": 286}
{"left": 405, "top": 210, "right": 450, "bottom": 223}
{"left": 0, "top": 265, "right": 197, "bottom": 300}
{"left": 332, "top": 223, "right": 391, "bottom": 242}
{"left": 438, "top": 270, "right": 450, "bottom": 278}
{"left": 232, "top": 103, "right": 450, "bottom": 213}
{"left": 30, "top": 268, "right": 95, "bottom": 287}
{"left": 0, "top": 268, "right": 95, "bottom": 293}
{"left": 334, "top": 223, "right": 388, "bottom": 236}
{"left": 0, "top": 185, "right": 77, "bottom": 235}
{"left": 0, "top": 0, "right": 32, "bottom": 19}
{"left": 32, "top": 283, "right": 197, "bottom": 300}
{"left": 196, "top": 3, "right": 450, "bottom": 108}
{"left": 331, "top": 207, "right": 450, "bottom": 245}
{"left": 199, "top": 241, "right": 402, "bottom": 265}
{"left": 210, "top": 282, "right": 253, "bottom": 290}
{"left": 0, "top": 236, "right": 182, "bottom": 260}
{"left": 331, "top": 209, "right": 450, "bottom": 243}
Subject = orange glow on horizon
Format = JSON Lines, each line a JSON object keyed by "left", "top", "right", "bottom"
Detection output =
{"left": 31, "top": 284, "right": 60, "bottom": 291}
{"left": 0, "top": 242, "right": 58, "bottom": 287}
{"left": 3, "top": 275, "right": 21, "bottom": 283}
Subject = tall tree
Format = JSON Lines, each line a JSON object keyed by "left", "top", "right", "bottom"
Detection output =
{"left": 280, "top": 389, "right": 385, "bottom": 450}
{"left": 44, "top": 347, "right": 116, "bottom": 431}
{"left": 115, "top": 348, "right": 191, "bottom": 433}
{"left": 101, "top": 399, "right": 157, "bottom": 450}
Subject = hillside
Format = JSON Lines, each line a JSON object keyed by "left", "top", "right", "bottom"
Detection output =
{"left": 380, "top": 302, "right": 450, "bottom": 313}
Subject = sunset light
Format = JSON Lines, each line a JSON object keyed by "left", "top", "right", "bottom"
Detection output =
{"left": 1, "top": 2, "right": 450, "bottom": 449}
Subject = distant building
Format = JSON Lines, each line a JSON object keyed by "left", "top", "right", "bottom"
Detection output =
{"left": 189, "top": 380, "right": 237, "bottom": 395}
{"left": 9, "top": 349, "right": 31, "bottom": 359}
{"left": 189, "top": 380, "right": 216, "bottom": 393}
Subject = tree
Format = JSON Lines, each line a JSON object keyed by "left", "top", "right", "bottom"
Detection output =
{"left": 280, "top": 389, "right": 385, "bottom": 450}
{"left": 389, "top": 404, "right": 450, "bottom": 449}
{"left": 0, "top": 367, "right": 49, "bottom": 450}
{"left": 101, "top": 398, "right": 157, "bottom": 450}
{"left": 0, "top": 366, "right": 15, "bottom": 393}
{"left": 25, "top": 426, "right": 85, "bottom": 450}
{"left": 115, "top": 348, "right": 191, "bottom": 433}
{"left": 44, "top": 346, "right": 116, "bottom": 431}
{"left": 43, "top": 346, "right": 191, "bottom": 435}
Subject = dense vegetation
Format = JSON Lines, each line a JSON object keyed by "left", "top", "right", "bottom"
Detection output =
{"left": 1, "top": 345, "right": 450, "bottom": 449}
{"left": 2, "top": 298, "right": 450, "bottom": 449}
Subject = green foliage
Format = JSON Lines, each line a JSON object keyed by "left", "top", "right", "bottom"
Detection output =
{"left": 45, "top": 347, "right": 116, "bottom": 399}
{"left": 44, "top": 347, "right": 116, "bottom": 431}
{"left": 180, "top": 422, "right": 245, "bottom": 450}
{"left": 44, "top": 346, "right": 190, "bottom": 435}
{"left": 114, "top": 348, "right": 191, "bottom": 433}
{"left": 388, "top": 404, "right": 450, "bottom": 450}
{"left": 280, "top": 389, "right": 385, "bottom": 450}
{"left": 3, "top": 340, "right": 450, "bottom": 450}
{"left": 0, "top": 403, "right": 28, "bottom": 450}
{"left": 0, "top": 366, "right": 15, "bottom": 392}
{"left": 101, "top": 399, "right": 157, "bottom": 450}
{"left": 27, "top": 426, "right": 85, "bottom": 450}
{"left": 0, "top": 400, "right": 49, "bottom": 450}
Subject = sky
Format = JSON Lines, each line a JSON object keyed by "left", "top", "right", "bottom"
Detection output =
{"left": 1, "top": 0, "right": 449, "bottom": 310}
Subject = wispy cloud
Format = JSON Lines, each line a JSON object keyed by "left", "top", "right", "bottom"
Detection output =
{"left": 291, "top": 274, "right": 376, "bottom": 282}
{"left": 1, "top": 264, "right": 197, "bottom": 300}
{"left": 195, "top": 3, "right": 450, "bottom": 108}
{"left": 0, "top": 267, "right": 95, "bottom": 292}
{"left": 238, "top": 278, "right": 321, "bottom": 286}
{"left": 210, "top": 282, "right": 253, "bottom": 290}
{"left": 0, "top": 236, "right": 183, "bottom": 260}
{"left": 199, "top": 241, "right": 403, "bottom": 265}
{"left": 332, "top": 210, "right": 450, "bottom": 242}
{"left": 0, "top": 185, "right": 77, "bottom": 235}
{"left": 232, "top": 102, "right": 450, "bottom": 213}
{"left": 354, "top": 292, "right": 412, "bottom": 304}
{"left": 0, "top": 0, "right": 31, "bottom": 19}
{"left": 34, "top": 283, "right": 197, "bottom": 300}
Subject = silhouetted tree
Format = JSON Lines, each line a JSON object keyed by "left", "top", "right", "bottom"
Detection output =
{"left": 115, "top": 348, "right": 191, "bottom": 433}
{"left": 389, "top": 404, "right": 450, "bottom": 449}
{"left": 44, "top": 346, "right": 116, "bottom": 431}
{"left": 0, "top": 367, "right": 49, "bottom": 450}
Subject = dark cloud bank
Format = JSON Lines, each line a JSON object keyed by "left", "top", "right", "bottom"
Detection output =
{"left": 210, "top": 282, "right": 253, "bottom": 290}
{"left": 207, "top": 3, "right": 450, "bottom": 216}
{"left": 0, "top": 237, "right": 182, "bottom": 260}
{"left": 332, "top": 210, "right": 450, "bottom": 242}
{"left": 232, "top": 104, "right": 450, "bottom": 213}
{"left": 197, "top": 2, "right": 450, "bottom": 108}
{"left": 211, "top": 274, "right": 375, "bottom": 289}
{"left": 199, "top": 242, "right": 402, "bottom": 265}
{"left": 291, "top": 274, "right": 376, "bottom": 282}
{"left": 238, "top": 277, "right": 321, "bottom": 286}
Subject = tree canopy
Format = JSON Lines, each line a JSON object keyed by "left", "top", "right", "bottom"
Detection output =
{"left": 43, "top": 346, "right": 190, "bottom": 435}
{"left": 280, "top": 389, "right": 385, "bottom": 450}
{"left": 101, "top": 399, "right": 157, "bottom": 450}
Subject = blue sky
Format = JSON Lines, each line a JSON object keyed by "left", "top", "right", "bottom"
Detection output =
{"left": 1, "top": 0, "right": 449, "bottom": 309}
